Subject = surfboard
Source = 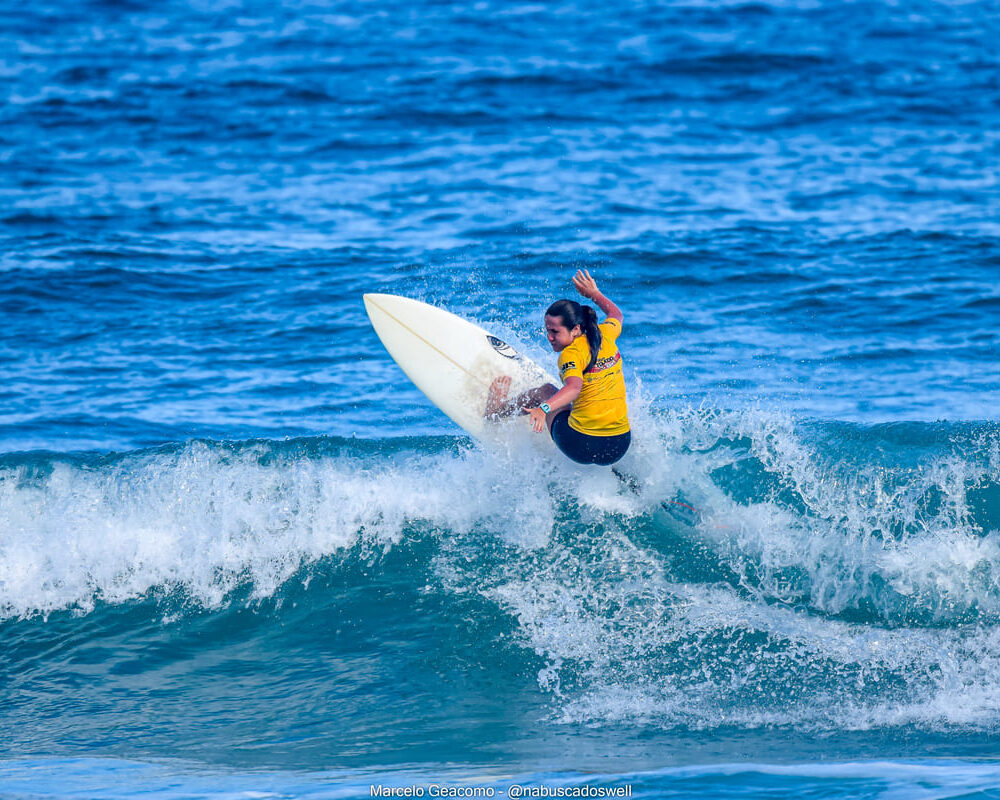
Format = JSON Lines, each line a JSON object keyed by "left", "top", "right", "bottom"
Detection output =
{"left": 362, "top": 293, "right": 557, "bottom": 439}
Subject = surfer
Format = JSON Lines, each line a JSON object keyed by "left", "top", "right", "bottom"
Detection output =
{"left": 486, "top": 270, "right": 631, "bottom": 466}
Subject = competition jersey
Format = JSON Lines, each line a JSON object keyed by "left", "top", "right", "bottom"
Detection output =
{"left": 557, "top": 318, "right": 630, "bottom": 437}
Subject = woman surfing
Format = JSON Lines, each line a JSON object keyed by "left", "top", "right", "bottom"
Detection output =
{"left": 486, "top": 270, "right": 631, "bottom": 466}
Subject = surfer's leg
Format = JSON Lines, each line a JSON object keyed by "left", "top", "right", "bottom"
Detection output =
{"left": 611, "top": 466, "right": 640, "bottom": 494}
{"left": 550, "top": 412, "right": 631, "bottom": 467}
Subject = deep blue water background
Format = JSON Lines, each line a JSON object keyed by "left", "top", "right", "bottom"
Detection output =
{"left": 3, "top": 0, "right": 1000, "bottom": 797}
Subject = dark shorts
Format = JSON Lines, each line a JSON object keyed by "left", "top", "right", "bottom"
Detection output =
{"left": 549, "top": 410, "right": 631, "bottom": 466}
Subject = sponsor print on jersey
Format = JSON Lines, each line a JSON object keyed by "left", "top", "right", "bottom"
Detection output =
{"left": 587, "top": 352, "right": 620, "bottom": 374}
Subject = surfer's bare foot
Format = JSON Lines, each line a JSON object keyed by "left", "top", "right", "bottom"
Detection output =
{"left": 485, "top": 376, "right": 512, "bottom": 419}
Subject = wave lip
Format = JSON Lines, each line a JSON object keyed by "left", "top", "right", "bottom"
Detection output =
{"left": 0, "top": 439, "right": 414, "bottom": 619}
{"left": 0, "top": 434, "right": 559, "bottom": 620}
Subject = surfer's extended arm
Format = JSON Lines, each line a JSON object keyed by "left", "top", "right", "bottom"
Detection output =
{"left": 573, "top": 269, "right": 623, "bottom": 323}
{"left": 524, "top": 376, "right": 582, "bottom": 433}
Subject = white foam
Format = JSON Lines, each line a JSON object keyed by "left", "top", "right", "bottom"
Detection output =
{"left": 0, "top": 437, "right": 563, "bottom": 620}
{"left": 650, "top": 406, "right": 1000, "bottom": 621}
{"left": 6, "top": 402, "right": 1000, "bottom": 732}
{"left": 439, "top": 403, "right": 1000, "bottom": 732}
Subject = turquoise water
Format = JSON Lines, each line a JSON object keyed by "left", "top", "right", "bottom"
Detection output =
{"left": 3, "top": 0, "right": 1000, "bottom": 796}
{"left": 5, "top": 426, "right": 1000, "bottom": 796}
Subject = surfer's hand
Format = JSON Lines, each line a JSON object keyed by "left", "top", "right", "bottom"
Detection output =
{"left": 524, "top": 406, "right": 547, "bottom": 433}
{"left": 485, "top": 376, "right": 512, "bottom": 419}
{"left": 572, "top": 269, "right": 599, "bottom": 300}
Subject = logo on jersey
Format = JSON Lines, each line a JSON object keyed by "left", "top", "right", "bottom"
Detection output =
{"left": 487, "top": 335, "right": 518, "bottom": 359}
{"left": 589, "top": 352, "right": 621, "bottom": 373}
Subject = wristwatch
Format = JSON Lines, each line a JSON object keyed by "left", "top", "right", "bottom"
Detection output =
{"left": 540, "top": 403, "right": 551, "bottom": 413}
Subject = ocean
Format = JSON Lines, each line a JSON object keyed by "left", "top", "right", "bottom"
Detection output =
{"left": 3, "top": 0, "right": 1000, "bottom": 797}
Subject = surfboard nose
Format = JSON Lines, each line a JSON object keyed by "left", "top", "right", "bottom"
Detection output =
{"left": 362, "top": 293, "right": 387, "bottom": 318}
{"left": 363, "top": 293, "right": 395, "bottom": 312}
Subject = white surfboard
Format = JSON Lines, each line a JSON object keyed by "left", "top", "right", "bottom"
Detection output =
{"left": 363, "top": 293, "right": 556, "bottom": 439}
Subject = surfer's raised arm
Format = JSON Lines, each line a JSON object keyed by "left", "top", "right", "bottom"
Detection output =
{"left": 572, "top": 269, "right": 623, "bottom": 324}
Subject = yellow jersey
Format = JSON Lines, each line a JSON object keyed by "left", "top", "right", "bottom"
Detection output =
{"left": 557, "top": 318, "right": 629, "bottom": 437}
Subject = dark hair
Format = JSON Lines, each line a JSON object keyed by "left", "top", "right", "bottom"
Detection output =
{"left": 546, "top": 299, "right": 601, "bottom": 373}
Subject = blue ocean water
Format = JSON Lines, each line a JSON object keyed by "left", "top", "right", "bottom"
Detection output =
{"left": 3, "top": 0, "right": 1000, "bottom": 797}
